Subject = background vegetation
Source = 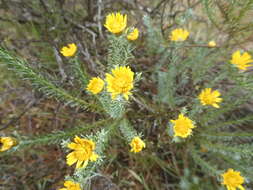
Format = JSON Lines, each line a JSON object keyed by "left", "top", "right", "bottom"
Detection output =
{"left": 0, "top": 0, "right": 253, "bottom": 189}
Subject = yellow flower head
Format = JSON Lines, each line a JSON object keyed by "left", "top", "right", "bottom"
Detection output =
{"left": 170, "top": 28, "right": 189, "bottom": 42}
{"left": 130, "top": 136, "right": 145, "bottom": 153}
{"left": 170, "top": 114, "right": 196, "bottom": 138}
{"left": 221, "top": 169, "right": 245, "bottom": 190}
{"left": 208, "top": 40, "right": 216, "bottom": 47}
{"left": 60, "top": 43, "right": 77, "bottom": 57}
{"left": 66, "top": 136, "right": 99, "bottom": 169}
{"left": 86, "top": 77, "right": 104, "bottom": 94}
{"left": 0, "top": 137, "right": 16, "bottom": 152}
{"left": 59, "top": 180, "right": 81, "bottom": 190}
{"left": 230, "top": 50, "right": 253, "bottom": 71}
{"left": 106, "top": 66, "right": 134, "bottom": 100}
{"left": 127, "top": 28, "right": 139, "bottom": 41}
{"left": 104, "top": 12, "right": 127, "bottom": 34}
{"left": 198, "top": 88, "right": 222, "bottom": 108}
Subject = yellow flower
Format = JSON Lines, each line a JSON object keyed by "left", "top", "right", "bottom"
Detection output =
{"left": 230, "top": 50, "right": 253, "bottom": 71}
{"left": 127, "top": 28, "right": 139, "bottom": 41}
{"left": 60, "top": 43, "right": 77, "bottom": 57}
{"left": 59, "top": 180, "right": 81, "bottom": 190}
{"left": 170, "top": 28, "right": 189, "bottom": 42}
{"left": 106, "top": 66, "right": 134, "bottom": 100}
{"left": 130, "top": 137, "right": 145, "bottom": 153}
{"left": 86, "top": 77, "right": 104, "bottom": 94}
{"left": 221, "top": 169, "right": 245, "bottom": 190}
{"left": 170, "top": 114, "right": 196, "bottom": 138}
{"left": 66, "top": 136, "right": 99, "bottom": 169}
{"left": 208, "top": 40, "right": 216, "bottom": 47}
{"left": 0, "top": 137, "right": 16, "bottom": 152}
{"left": 104, "top": 12, "right": 127, "bottom": 34}
{"left": 198, "top": 88, "right": 222, "bottom": 108}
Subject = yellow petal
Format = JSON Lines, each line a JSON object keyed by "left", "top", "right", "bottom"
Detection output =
{"left": 90, "top": 152, "right": 99, "bottom": 161}
{"left": 67, "top": 142, "right": 78, "bottom": 150}
{"left": 76, "top": 160, "right": 83, "bottom": 169}
{"left": 66, "top": 152, "right": 77, "bottom": 166}
{"left": 212, "top": 103, "right": 220, "bottom": 108}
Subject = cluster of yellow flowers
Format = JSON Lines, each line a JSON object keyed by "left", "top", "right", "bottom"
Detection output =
{"left": 57, "top": 12, "right": 145, "bottom": 190}
{"left": 168, "top": 28, "right": 249, "bottom": 190}
{"left": 87, "top": 66, "right": 134, "bottom": 100}
{"left": 57, "top": 12, "right": 251, "bottom": 190}
{"left": 168, "top": 30, "right": 252, "bottom": 139}
{"left": 104, "top": 12, "right": 139, "bottom": 40}
{"left": 170, "top": 87, "right": 222, "bottom": 139}
{"left": 60, "top": 135, "right": 145, "bottom": 189}
{"left": 1, "top": 11, "right": 250, "bottom": 190}
{"left": 169, "top": 28, "right": 252, "bottom": 70}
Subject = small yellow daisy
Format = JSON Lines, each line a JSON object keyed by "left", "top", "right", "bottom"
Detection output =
{"left": 0, "top": 137, "right": 16, "bottom": 152}
{"left": 130, "top": 136, "right": 145, "bottom": 153}
{"left": 59, "top": 180, "right": 81, "bottom": 190}
{"left": 60, "top": 43, "right": 77, "bottom": 57}
{"left": 170, "top": 28, "right": 189, "bottom": 42}
{"left": 104, "top": 12, "right": 127, "bottom": 34}
{"left": 66, "top": 136, "right": 99, "bottom": 169}
{"left": 198, "top": 88, "right": 222, "bottom": 108}
{"left": 127, "top": 28, "right": 139, "bottom": 41}
{"left": 230, "top": 50, "right": 253, "bottom": 71}
{"left": 170, "top": 114, "right": 196, "bottom": 138}
{"left": 86, "top": 77, "right": 104, "bottom": 94}
{"left": 221, "top": 169, "right": 245, "bottom": 190}
{"left": 105, "top": 66, "right": 134, "bottom": 100}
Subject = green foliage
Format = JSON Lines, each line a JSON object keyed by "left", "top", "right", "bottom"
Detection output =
{"left": 0, "top": 10, "right": 138, "bottom": 187}
{"left": 107, "top": 34, "right": 134, "bottom": 68}
{"left": 9, "top": 119, "right": 111, "bottom": 153}
{"left": 0, "top": 48, "right": 101, "bottom": 112}
{"left": 98, "top": 92, "right": 126, "bottom": 118}
{"left": 119, "top": 118, "right": 137, "bottom": 142}
{"left": 72, "top": 57, "right": 90, "bottom": 87}
{"left": 143, "top": 10, "right": 253, "bottom": 188}
{"left": 202, "top": 0, "right": 253, "bottom": 45}
{"left": 1, "top": 1, "right": 253, "bottom": 189}
{"left": 143, "top": 15, "right": 165, "bottom": 54}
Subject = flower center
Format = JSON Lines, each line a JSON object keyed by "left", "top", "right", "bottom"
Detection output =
{"left": 226, "top": 175, "right": 240, "bottom": 187}
{"left": 111, "top": 22, "right": 123, "bottom": 32}
{"left": 204, "top": 96, "right": 215, "bottom": 104}
{"left": 175, "top": 123, "right": 189, "bottom": 135}
{"left": 134, "top": 142, "right": 141, "bottom": 149}
{"left": 74, "top": 149, "right": 92, "bottom": 161}
{"left": 114, "top": 78, "right": 130, "bottom": 93}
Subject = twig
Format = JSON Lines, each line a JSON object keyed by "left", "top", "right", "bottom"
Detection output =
{"left": 64, "top": 16, "right": 97, "bottom": 45}
{"left": 75, "top": 37, "right": 97, "bottom": 71}
{"left": 150, "top": 0, "right": 168, "bottom": 15}
{"left": 97, "top": 0, "right": 104, "bottom": 39}
{"left": 53, "top": 46, "right": 67, "bottom": 82}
